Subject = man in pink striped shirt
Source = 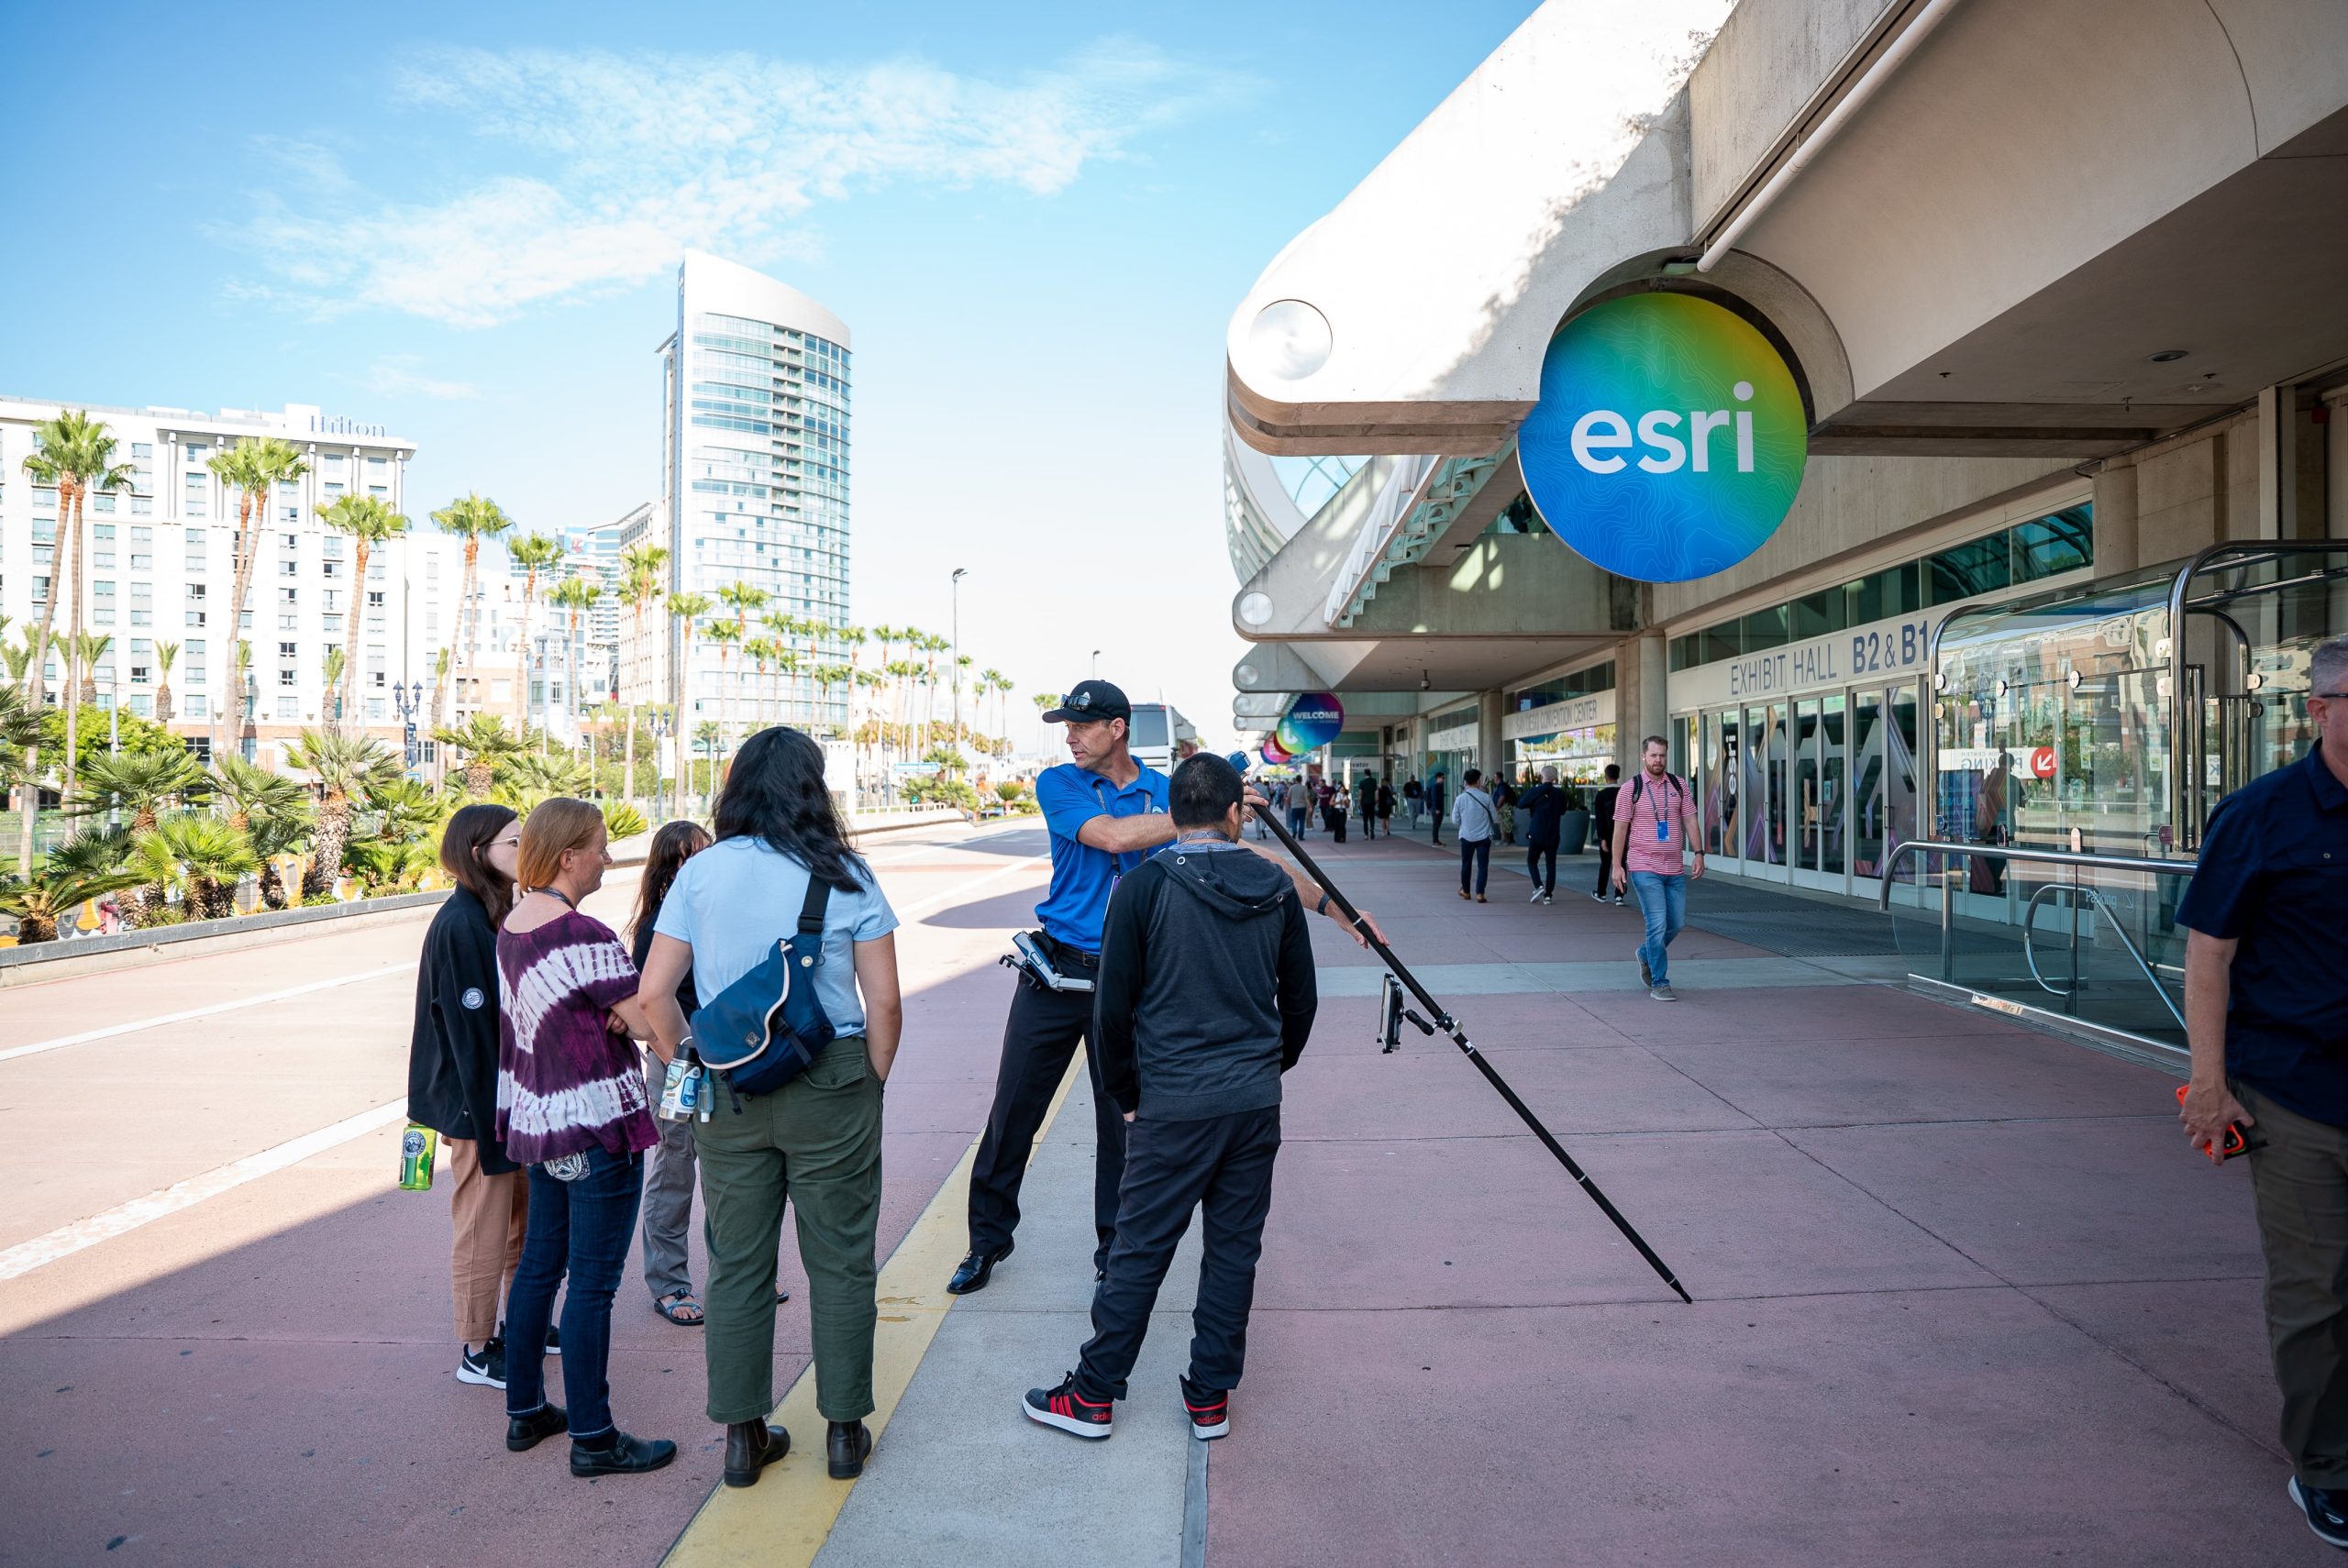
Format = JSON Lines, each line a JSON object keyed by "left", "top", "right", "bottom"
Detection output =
{"left": 1610, "top": 735, "right": 1706, "bottom": 1001}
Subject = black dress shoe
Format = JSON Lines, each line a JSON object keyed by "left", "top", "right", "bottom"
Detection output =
{"left": 570, "top": 1430, "right": 678, "bottom": 1477}
{"left": 826, "top": 1419, "right": 873, "bottom": 1479}
{"left": 505, "top": 1403, "right": 568, "bottom": 1452}
{"left": 723, "top": 1421, "right": 790, "bottom": 1488}
{"left": 946, "top": 1237, "right": 1013, "bottom": 1296}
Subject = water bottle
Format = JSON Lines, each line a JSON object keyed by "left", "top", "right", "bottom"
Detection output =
{"left": 658, "top": 1047, "right": 703, "bottom": 1122}
{"left": 398, "top": 1123, "right": 439, "bottom": 1190}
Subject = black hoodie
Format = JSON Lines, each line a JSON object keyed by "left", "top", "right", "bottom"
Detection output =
{"left": 1092, "top": 840, "right": 1318, "bottom": 1121}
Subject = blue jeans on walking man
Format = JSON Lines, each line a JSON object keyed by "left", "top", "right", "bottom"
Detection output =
{"left": 1628, "top": 871, "right": 1688, "bottom": 986}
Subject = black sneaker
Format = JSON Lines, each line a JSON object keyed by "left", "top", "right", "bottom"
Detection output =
{"left": 1023, "top": 1374, "right": 1112, "bottom": 1440}
{"left": 1180, "top": 1376, "right": 1229, "bottom": 1441}
{"left": 2291, "top": 1477, "right": 2348, "bottom": 1549}
{"left": 458, "top": 1340, "right": 506, "bottom": 1389}
{"left": 506, "top": 1403, "right": 568, "bottom": 1452}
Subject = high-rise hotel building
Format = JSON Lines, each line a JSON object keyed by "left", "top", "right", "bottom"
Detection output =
{"left": 0, "top": 397, "right": 464, "bottom": 769}
{"left": 656, "top": 250, "right": 852, "bottom": 737}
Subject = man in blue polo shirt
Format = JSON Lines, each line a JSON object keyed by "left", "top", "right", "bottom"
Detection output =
{"left": 951, "top": 678, "right": 1376, "bottom": 1295}
{"left": 2177, "top": 635, "right": 2348, "bottom": 1550}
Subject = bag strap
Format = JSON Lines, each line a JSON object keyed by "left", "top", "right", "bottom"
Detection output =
{"left": 796, "top": 874, "right": 833, "bottom": 937}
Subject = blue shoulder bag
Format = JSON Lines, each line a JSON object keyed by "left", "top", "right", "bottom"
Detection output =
{"left": 689, "top": 875, "right": 836, "bottom": 1098}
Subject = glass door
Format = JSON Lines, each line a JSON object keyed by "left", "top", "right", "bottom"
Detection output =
{"left": 1792, "top": 699, "right": 1822, "bottom": 877}
{"left": 1702, "top": 710, "right": 1736, "bottom": 867}
{"left": 1854, "top": 690, "right": 1885, "bottom": 878}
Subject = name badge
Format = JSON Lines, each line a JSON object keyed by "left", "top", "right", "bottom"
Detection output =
{"left": 1655, "top": 816, "right": 1670, "bottom": 843}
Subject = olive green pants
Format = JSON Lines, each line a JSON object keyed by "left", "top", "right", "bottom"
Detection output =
{"left": 2242, "top": 1084, "right": 2348, "bottom": 1490}
{"left": 694, "top": 1035, "right": 883, "bottom": 1425}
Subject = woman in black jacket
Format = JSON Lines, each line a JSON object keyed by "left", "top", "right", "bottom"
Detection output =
{"left": 407, "top": 803, "right": 528, "bottom": 1390}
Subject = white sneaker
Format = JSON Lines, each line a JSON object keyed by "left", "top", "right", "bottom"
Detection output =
{"left": 1613, "top": 895, "right": 1626, "bottom": 906}
{"left": 1590, "top": 891, "right": 1606, "bottom": 904}
{"left": 1541, "top": 894, "right": 1553, "bottom": 905}
{"left": 1529, "top": 889, "right": 1545, "bottom": 903}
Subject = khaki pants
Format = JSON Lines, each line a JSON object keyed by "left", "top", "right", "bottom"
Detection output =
{"left": 447, "top": 1137, "right": 528, "bottom": 1344}
{"left": 695, "top": 1035, "right": 883, "bottom": 1425}
{"left": 2242, "top": 1084, "right": 2348, "bottom": 1490}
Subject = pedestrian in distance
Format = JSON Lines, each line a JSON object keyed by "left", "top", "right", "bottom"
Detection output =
{"left": 1282, "top": 778, "right": 1311, "bottom": 841}
{"left": 1591, "top": 763, "right": 1625, "bottom": 905}
{"left": 406, "top": 803, "right": 537, "bottom": 1392}
{"left": 951, "top": 679, "right": 1378, "bottom": 1302}
{"left": 627, "top": 821, "right": 792, "bottom": 1328}
{"left": 1517, "top": 766, "right": 1569, "bottom": 903}
{"left": 1024, "top": 754, "right": 1318, "bottom": 1444}
{"left": 494, "top": 798, "right": 675, "bottom": 1477}
{"left": 2176, "top": 634, "right": 2348, "bottom": 1551}
{"left": 1495, "top": 778, "right": 1517, "bottom": 845}
{"left": 1359, "top": 773, "right": 1379, "bottom": 840}
{"left": 1426, "top": 770, "right": 1448, "bottom": 846}
{"left": 638, "top": 727, "right": 902, "bottom": 1487}
{"left": 1611, "top": 738, "right": 1704, "bottom": 1000}
{"left": 1330, "top": 782, "right": 1350, "bottom": 844}
{"left": 1378, "top": 776, "right": 1397, "bottom": 839}
{"left": 1402, "top": 775, "right": 1423, "bottom": 828}
{"left": 1453, "top": 767, "right": 1498, "bottom": 902}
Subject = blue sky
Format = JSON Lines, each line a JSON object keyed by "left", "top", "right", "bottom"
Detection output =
{"left": 2, "top": 0, "right": 1534, "bottom": 749}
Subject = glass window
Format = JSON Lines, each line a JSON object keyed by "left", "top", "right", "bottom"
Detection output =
{"left": 2011, "top": 505, "right": 2094, "bottom": 582}
{"left": 1790, "top": 589, "right": 1840, "bottom": 641}
{"left": 1928, "top": 536, "right": 2010, "bottom": 603}
{"left": 1742, "top": 604, "right": 1789, "bottom": 654}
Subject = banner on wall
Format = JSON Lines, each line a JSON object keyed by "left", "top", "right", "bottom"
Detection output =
{"left": 1517, "top": 293, "right": 1806, "bottom": 584}
{"left": 1260, "top": 736, "right": 1292, "bottom": 765}
{"left": 1274, "top": 692, "right": 1345, "bottom": 756}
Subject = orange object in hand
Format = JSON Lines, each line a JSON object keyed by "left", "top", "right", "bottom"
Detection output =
{"left": 2176, "top": 1083, "right": 2253, "bottom": 1161}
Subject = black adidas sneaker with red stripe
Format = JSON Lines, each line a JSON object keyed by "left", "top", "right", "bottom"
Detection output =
{"left": 1180, "top": 1375, "right": 1229, "bottom": 1441}
{"left": 1024, "top": 1373, "right": 1113, "bottom": 1439}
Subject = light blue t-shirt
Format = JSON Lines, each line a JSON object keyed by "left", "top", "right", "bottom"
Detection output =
{"left": 653, "top": 837, "right": 899, "bottom": 1038}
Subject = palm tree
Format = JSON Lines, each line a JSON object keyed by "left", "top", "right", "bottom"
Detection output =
{"left": 322, "top": 646, "right": 347, "bottom": 730}
{"left": 0, "top": 841, "right": 139, "bottom": 942}
{"left": 985, "top": 669, "right": 1014, "bottom": 754}
{"left": 692, "top": 719, "right": 722, "bottom": 803}
{"left": 209, "top": 436, "right": 309, "bottom": 762}
{"left": 0, "top": 681, "right": 41, "bottom": 873}
{"left": 505, "top": 532, "right": 563, "bottom": 734}
{"left": 760, "top": 611, "right": 798, "bottom": 723}
{"left": 72, "top": 632, "right": 112, "bottom": 707}
{"left": 433, "top": 712, "right": 522, "bottom": 798}
{"left": 495, "top": 749, "right": 593, "bottom": 813}
{"left": 549, "top": 575, "right": 605, "bottom": 757}
{"left": 67, "top": 747, "right": 208, "bottom": 834}
{"left": 664, "top": 591, "right": 712, "bottom": 767}
{"left": 715, "top": 582, "right": 768, "bottom": 739}
{"left": 360, "top": 775, "right": 439, "bottom": 846}
{"left": 153, "top": 641, "right": 180, "bottom": 725}
{"left": 283, "top": 728, "right": 398, "bottom": 896}
{"left": 130, "top": 812, "right": 260, "bottom": 922}
{"left": 26, "top": 414, "right": 137, "bottom": 805}
{"left": 318, "top": 494, "right": 409, "bottom": 729}
{"left": 429, "top": 493, "right": 515, "bottom": 723}
{"left": 705, "top": 621, "right": 741, "bottom": 758}
{"left": 619, "top": 545, "right": 669, "bottom": 806}
{"left": 214, "top": 753, "right": 316, "bottom": 910}
{"left": 742, "top": 636, "right": 774, "bottom": 732}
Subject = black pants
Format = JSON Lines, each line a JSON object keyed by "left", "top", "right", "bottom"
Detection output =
{"left": 1526, "top": 843, "right": 1556, "bottom": 896}
{"left": 1361, "top": 809, "right": 1377, "bottom": 840}
{"left": 1431, "top": 810, "right": 1444, "bottom": 846}
{"left": 1594, "top": 837, "right": 1614, "bottom": 896}
{"left": 1329, "top": 809, "right": 1347, "bottom": 843}
{"left": 968, "top": 975, "right": 1128, "bottom": 1272}
{"left": 1458, "top": 836, "right": 1490, "bottom": 895}
{"left": 1076, "top": 1106, "right": 1281, "bottom": 1402}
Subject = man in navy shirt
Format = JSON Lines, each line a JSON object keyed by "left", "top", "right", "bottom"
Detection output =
{"left": 2177, "top": 635, "right": 2348, "bottom": 1549}
{"left": 950, "top": 679, "right": 1376, "bottom": 1295}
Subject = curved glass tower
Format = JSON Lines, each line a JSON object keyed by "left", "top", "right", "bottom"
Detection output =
{"left": 659, "top": 249, "right": 852, "bottom": 739}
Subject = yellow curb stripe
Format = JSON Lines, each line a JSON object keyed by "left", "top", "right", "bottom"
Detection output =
{"left": 662, "top": 1049, "right": 1088, "bottom": 1568}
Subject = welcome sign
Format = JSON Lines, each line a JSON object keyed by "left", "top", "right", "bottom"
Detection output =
{"left": 1517, "top": 293, "right": 1806, "bottom": 583}
{"left": 1275, "top": 692, "right": 1345, "bottom": 756}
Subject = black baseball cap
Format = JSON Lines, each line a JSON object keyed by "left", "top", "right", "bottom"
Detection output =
{"left": 1042, "top": 679, "right": 1132, "bottom": 724}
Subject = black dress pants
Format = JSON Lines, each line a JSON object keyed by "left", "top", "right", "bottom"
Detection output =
{"left": 1076, "top": 1106, "right": 1281, "bottom": 1402}
{"left": 967, "top": 975, "right": 1127, "bottom": 1272}
{"left": 1527, "top": 842, "right": 1557, "bottom": 896}
{"left": 1593, "top": 835, "right": 1614, "bottom": 896}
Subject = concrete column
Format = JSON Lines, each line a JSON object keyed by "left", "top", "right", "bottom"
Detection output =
{"left": 2092, "top": 460, "right": 2140, "bottom": 575}
{"left": 2259, "top": 384, "right": 2293, "bottom": 541}
{"left": 1478, "top": 689, "right": 1504, "bottom": 782}
{"left": 1616, "top": 631, "right": 1668, "bottom": 751}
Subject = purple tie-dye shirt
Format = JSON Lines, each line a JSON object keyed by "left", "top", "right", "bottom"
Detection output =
{"left": 494, "top": 910, "right": 658, "bottom": 1164}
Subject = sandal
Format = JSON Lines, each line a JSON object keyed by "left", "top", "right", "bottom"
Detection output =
{"left": 654, "top": 1290, "right": 705, "bottom": 1326}
{"left": 777, "top": 1287, "right": 792, "bottom": 1305}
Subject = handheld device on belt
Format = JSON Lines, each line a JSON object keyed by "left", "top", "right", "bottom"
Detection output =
{"left": 2176, "top": 1083, "right": 2262, "bottom": 1161}
{"left": 1002, "top": 929, "right": 1095, "bottom": 993}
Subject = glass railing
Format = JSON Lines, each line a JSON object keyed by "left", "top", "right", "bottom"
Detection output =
{"left": 1878, "top": 840, "right": 2193, "bottom": 1060}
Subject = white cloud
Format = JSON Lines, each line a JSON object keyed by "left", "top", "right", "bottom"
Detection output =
{"left": 365, "top": 356, "right": 481, "bottom": 400}
{"left": 227, "top": 39, "right": 1251, "bottom": 327}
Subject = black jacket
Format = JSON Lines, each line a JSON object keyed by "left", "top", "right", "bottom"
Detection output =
{"left": 1519, "top": 783, "right": 1569, "bottom": 847}
{"left": 1092, "top": 842, "right": 1317, "bottom": 1121}
{"left": 406, "top": 887, "right": 516, "bottom": 1173}
{"left": 629, "top": 919, "right": 698, "bottom": 1021}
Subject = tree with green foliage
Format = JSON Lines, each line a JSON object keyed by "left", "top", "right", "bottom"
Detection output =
{"left": 505, "top": 532, "right": 563, "bottom": 734}
{"left": 208, "top": 436, "right": 310, "bottom": 760}
{"left": 549, "top": 575, "right": 606, "bottom": 761}
{"left": 282, "top": 729, "right": 398, "bottom": 897}
{"left": 434, "top": 712, "right": 522, "bottom": 797}
{"left": 496, "top": 749, "right": 593, "bottom": 813}
{"left": 0, "top": 828, "right": 139, "bottom": 943}
{"left": 130, "top": 812, "right": 259, "bottom": 922}
{"left": 38, "top": 705, "right": 183, "bottom": 774}
{"left": 153, "top": 641, "right": 180, "bottom": 724}
{"left": 210, "top": 752, "right": 313, "bottom": 911}
{"left": 67, "top": 746, "right": 209, "bottom": 834}
{"left": 620, "top": 544, "right": 669, "bottom": 808}
{"left": 430, "top": 493, "right": 515, "bottom": 723}
{"left": 318, "top": 494, "right": 409, "bottom": 725}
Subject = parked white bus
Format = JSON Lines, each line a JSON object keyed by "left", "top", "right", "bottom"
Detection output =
{"left": 1127, "top": 702, "right": 1197, "bottom": 776}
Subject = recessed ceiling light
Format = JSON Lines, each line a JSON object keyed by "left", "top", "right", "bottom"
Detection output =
{"left": 2148, "top": 349, "right": 2187, "bottom": 363}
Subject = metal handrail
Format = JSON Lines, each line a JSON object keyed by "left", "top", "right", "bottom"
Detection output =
{"left": 2019, "top": 882, "right": 2187, "bottom": 1033}
{"left": 1877, "top": 838, "right": 2188, "bottom": 910}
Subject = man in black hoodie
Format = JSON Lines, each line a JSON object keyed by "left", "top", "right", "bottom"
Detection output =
{"left": 1024, "top": 753, "right": 1318, "bottom": 1444}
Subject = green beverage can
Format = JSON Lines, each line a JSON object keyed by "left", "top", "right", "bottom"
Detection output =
{"left": 399, "top": 1123, "right": 438, "bottom": 1191}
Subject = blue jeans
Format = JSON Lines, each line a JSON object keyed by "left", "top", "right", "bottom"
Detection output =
{"left": 504, "top": 1145, "right": 646, "bottom": 1442}
{"left": 1628, "top": 871, "right": 1688, "bottom": 985}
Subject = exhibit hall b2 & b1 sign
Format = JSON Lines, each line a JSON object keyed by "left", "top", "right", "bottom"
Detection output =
{"left": 1516, "top": 292, "right": 1807, "bottom": 584}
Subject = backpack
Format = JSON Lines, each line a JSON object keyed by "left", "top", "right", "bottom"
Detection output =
{"left": 689, "top": 876, "right": 837, "bottom": 1098}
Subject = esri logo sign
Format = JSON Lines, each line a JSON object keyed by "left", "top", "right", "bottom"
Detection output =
{"left": 1518, "top": 293, "right": 1806, "bottom": 583}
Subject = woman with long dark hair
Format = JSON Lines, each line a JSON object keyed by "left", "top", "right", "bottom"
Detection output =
{"left": 637, "top": 726, "right": 903, "bottom": 1491}
{"left": 406, "top": 803, "right": 530, "bottom": 1390}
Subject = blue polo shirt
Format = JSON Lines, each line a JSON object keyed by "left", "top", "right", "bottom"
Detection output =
{"left": 2176, "top": 746, "right": 2348, "bottom": 1126}
{"left": 1034, "top": 761, "right": 1170, "bottom": 953}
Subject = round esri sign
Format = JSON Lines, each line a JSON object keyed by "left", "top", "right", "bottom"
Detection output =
{"left": 1518, "top": 293, "right": 1806, "bottom": 583}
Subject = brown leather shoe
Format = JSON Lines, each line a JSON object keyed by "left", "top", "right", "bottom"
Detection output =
{"left": 723, "top": 1421, "right": 789, "bottom": 1487}
{"left": 826, "top": 1419, "right": 873, "bottom": 1479}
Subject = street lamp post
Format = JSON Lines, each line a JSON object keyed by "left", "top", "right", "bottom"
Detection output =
{"left": 1091, "top": 648, "right": 1101, "bottom": 679}
{"left": 950, "top": 567, "right": 968, "bottom": 750}
{"left": 650, "top": 711, "right": 671, "bottom": 822}
{"left": 393, "top": 679, "right": 425, "bottom": 774}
